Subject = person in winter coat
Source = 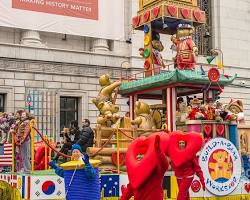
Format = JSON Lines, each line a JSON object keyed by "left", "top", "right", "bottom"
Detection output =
{"left": 76, "top": 119, "right": 94, "bottom": 153}
{"left": 54, "top": 120, "right": 80, "bottom": 162}
{"left": 173, "top": 140, "right": 205, "bottom": 200}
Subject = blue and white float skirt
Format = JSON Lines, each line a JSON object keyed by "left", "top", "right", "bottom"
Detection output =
{"left": 51, "top": 158, "right": 101, "bottom": 200}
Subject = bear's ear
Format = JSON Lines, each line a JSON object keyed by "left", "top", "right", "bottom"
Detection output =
{"left": 237, "top": 100, "right": 243, "bottom": 108}
{"left": 212, "top": 152, "right": 218, "bottom": 160}
{"left": 136, "top": 101, "right": 141, "bottom": 109}
{"left": 97, "top": 102, "right": 104, "bottom": 109}
{"left": 222, "top": 151, "right": 227, "bottom": 158}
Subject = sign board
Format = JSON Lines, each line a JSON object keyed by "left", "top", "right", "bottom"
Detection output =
{"left": 0, "top": 0, "right": 124, "bottom": 40}
{"left": 199, "top": 138, "right": 241, "bottom": 196}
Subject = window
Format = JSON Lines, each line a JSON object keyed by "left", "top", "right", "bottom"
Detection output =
{"left": 0, "top": 94, "right": 5, "bottom": 112}
{"left": 194, "top": 0, "right": 212, "bottom": 55}
{"left": 60, "top": 97, "right": 78, "bottom": 131}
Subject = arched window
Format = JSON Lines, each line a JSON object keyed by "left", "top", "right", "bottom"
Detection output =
{"left": 194, "top": 0, "right": 212, "bottom": 55}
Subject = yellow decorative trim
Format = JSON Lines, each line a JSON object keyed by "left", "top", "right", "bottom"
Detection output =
{"left": 190, "top": 195, "right": 250, "bottom": 200}
{"left": 60, "top": 159, "right": 101, "bottom": 170}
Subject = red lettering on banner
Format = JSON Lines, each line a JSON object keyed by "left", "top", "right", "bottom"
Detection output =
{"left": 12, "top": 0, "right": 98, "bottom": 20}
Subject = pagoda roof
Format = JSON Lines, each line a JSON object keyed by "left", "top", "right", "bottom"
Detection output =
{"left": 119, "top": 69, "right": 237, "bottom": 95}
{"left": 132, "top": 0, "right": 206, "bottom": 34}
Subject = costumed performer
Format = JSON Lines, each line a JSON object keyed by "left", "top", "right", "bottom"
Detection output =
{"left": 49, "top": 144, "right": 95, "bottom": 179}
{"left": 120, "top": 133, "right": 170, "bottom": 200}
{"left": 171, "top": 139, "right": 205, "bottom": 200}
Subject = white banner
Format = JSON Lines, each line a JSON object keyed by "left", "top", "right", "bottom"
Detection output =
{"left": 0, "top": 0, "right": 124, "bottom": 40}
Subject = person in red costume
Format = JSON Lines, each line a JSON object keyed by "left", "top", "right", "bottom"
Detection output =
{"left": 173, "top": 140, "right": 205, "bottom": 200}
{"left": 120, "top": 135, "right": 169, "bottom": 200}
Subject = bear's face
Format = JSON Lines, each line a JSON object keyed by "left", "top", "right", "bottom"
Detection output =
{"left": 213, "top": 151, "right": 227, "bottom": 163}
{"left": 177, "top": 28, "right": 193, "bottom": 39}
{"left": 152, "top": 40, "right": 164, "bottom": 52}
{"left": 178, "top": 102, "right": 187, "bottom": 112}
{"left": 135, "top": 101, "right": 150, "bottom": 115}
{"left": 99, "top": 74, "right": 112, "bottom": 86}
{"left": 228, "top": 105, "right": 241, "bottom": 114}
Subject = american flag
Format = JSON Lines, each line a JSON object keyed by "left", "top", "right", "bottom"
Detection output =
{"left": 101, "top": 175, "right": 119, "bottom": 197}
{"left": 0, "top": 143, "right": 13, "bottom": 166}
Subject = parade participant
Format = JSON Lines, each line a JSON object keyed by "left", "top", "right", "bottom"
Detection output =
{"left": 53, "top": 120, "right": 80, "bottom": 162}
{"left": 15, "top": 110, "right": 34, "bottom": 173}
{"left": 172, "top": 140, "right": 205, "bottom": 200}
{"left": 49, "top": 144, "right": 95, "bottom": 179}
{"left": 76, "top": 119, "right": 94, "bottom": 153}
{"left": 120, "top": 134, "right": 169, "bottom": 200}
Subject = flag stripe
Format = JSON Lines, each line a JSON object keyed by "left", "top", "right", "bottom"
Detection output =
{"left": 0, "top": 143, "right": 13, "bottom": 167}
{"left": 27, "top": 176, "right": 31, "bottom": 199}
{"left": 22, "top": 176, "right": 25, "bottom": 199}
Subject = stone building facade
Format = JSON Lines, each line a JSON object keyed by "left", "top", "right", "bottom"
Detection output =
{"left": 0, "top": 26, "right": 132, "bottom": 141}
{"left": 0, "top": 0, "right": 250, "bottom": 141}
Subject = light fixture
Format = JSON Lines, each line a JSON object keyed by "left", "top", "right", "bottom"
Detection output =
{"left": 204, "top": 31, "right": 211, "bottom": 38}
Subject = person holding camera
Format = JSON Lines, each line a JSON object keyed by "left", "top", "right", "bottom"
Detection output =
{"left": 54, "top": 120, "right": 80, "bottom": 162}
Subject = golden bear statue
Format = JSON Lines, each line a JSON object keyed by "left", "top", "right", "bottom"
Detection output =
{"left": 92, "top": 74, "right": 122, "bottom": 107}
{"left": 93, "top": 74, "right": 122, "bottom": 128}
{"left": 96, "top": 101, "right": 120, "bottom": 128}
{"left": 131, "top": 101, "right": 162, "bottom": 136}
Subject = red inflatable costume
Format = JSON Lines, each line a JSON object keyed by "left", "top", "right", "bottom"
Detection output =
{"left": 168, "top": 132, "right": 205, "bottom": 200}
{"left": 121, "top": 133, "right": 169, "bottom": 200}
{"left": 173, "top": 156, "right": 205, "bottom": 200}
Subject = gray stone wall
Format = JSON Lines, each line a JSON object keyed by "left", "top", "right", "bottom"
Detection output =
{"left": 0, "top": 44, "right": 130, "bottom": 140}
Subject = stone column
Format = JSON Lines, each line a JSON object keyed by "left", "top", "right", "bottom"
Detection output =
{"left": 20, "top": 30, "right": 45, "bottom": 47}
{"left": 92, "top": 38, "right": 109, "bottom": 52}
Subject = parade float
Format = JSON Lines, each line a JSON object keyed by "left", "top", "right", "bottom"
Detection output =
{"left": 0, "top": 0, "right": 250, "bottom": 199}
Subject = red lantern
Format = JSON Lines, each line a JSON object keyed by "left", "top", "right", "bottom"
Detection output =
{"left": 144, "top": 60, "right": 151, "bottom": 70}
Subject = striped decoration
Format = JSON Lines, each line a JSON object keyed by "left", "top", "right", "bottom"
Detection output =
{"left": 166, "top": 88, "right": 177, "bottom": 131}
{"left": 0, "top": 143, "right": 12, "bottom": 166}
{"left": 21, "top": 175, "right": 31, "bottom": 199}
{"left": 64, "top": 168, "right": 100, "bottom": 200}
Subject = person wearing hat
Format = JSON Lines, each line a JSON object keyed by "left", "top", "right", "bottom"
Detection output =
{"left": 171, "top": 24, "right": 198, "bottom": 70}
{"left": 49, "top": 144, "right": 95, "bottom": 179}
